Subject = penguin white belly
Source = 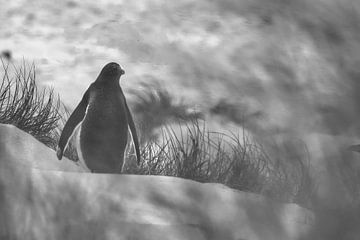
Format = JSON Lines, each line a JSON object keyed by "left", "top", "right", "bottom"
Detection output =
{"left": 75, "top": 124, "right": 91, "bottom": 172}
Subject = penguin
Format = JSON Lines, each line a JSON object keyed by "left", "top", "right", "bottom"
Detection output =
{"left": 56, "top": 62, "right": 141, "bottom": 173}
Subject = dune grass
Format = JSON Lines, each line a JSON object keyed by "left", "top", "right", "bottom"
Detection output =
{"left": 123, "top": 120, "right": 314, "bottom": 205}
{"left": 0, "top": 60, "right": 79, "bottom": 160}
{"left": 0, "top": 60, "right": 61, "bottom": 149}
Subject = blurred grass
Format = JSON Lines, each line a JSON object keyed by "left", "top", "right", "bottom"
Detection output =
{"left": 301, "top": 154, "right": 360, "bottom": 240}
{"left": 130, "top": 81, "right": 203, "bottom": 141}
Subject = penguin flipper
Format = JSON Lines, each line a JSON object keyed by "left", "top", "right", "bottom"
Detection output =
{"left": 58, "top": 89, "right": 90, "bottom": 159}
{"left": 125, "top": 100, "right": 141, "bottom": 165}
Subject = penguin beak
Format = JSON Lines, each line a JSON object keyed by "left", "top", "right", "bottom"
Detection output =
{"left": 120, "top": 69, "right": 125, "bottom": 75}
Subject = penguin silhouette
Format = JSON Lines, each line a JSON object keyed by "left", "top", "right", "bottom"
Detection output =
{"left": 57, "top": 62, "right": 141, "bottom": 173}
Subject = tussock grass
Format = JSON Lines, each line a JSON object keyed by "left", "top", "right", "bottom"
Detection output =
{"left": 0, "top": 60, "right": 79, "bottom": 160}
{"left": 124, "top": 120, "right": 314, "bottom": 204}
{"left": 0, "top": 60, "right": 61, "bottom": 149}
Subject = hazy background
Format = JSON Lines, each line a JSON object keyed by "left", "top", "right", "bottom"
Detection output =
{"left": 1, "top": 0, "right": 360, "bottom": 209}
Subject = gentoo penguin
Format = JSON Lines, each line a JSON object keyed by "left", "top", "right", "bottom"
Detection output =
{"left": 56, "top": 62, "right": 141, "bottom": 173}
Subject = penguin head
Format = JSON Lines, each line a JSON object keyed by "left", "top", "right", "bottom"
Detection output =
{"left": 97, "top": 62, "right": 125, "bottom": 83}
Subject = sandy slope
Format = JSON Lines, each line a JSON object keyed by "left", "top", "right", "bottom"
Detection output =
{"left": 0, "top": 124, "right": 313, "bottom": 240}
